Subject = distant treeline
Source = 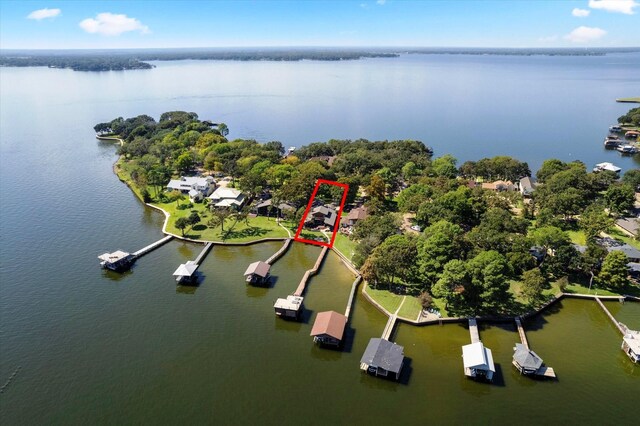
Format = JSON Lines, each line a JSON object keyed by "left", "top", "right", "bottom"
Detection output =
{"left": 2, "top": 47, "right": 639, "bottom": 71}
{"left": 0, "top": 49, "right": 399, "bottom": 71}
{"left": 405, "top": 47, "right": 640, "bottom": 56}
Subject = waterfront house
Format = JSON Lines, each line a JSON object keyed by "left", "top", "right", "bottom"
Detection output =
{"left": 308, "top": 155, "right": 337, "bottom": 166}
{"left": 167, "top": 176, "right": 216, "bottom": 202}
{"left": 310, "top": 311, "right": 347, "bottom": 347}
{"left": 306, "top": 205, "right": 338, "bottom": 228}
{"left": 244, "top": 261, "right": 271, "bottom": 285}
{"left": 462, "top": 342, "right": 495, "bottom": 381}
{"left": 360, "top": 338, "right": 405, "bottom": 380}
{"left": 274, "top": 295, "right": 304, "bottom": 319}
{"left": 342, "top": 206, "right": 369, "bottom": 226}
{"left": 481, "top": 180, "right": 516, "bottom": 192}
{"left": 512, "top": 343, "right": 543, "bottom": 375}
{"left": 98, "top": 250, "right": 133, "bottom": 271}
{"left": 519, "top": 177, "right": 535, "bottom": 197}
{"left": 173, "top": 260, "right": 198, "bottom": 284}
{"left": 253, "top": 199, "right": 295, "bottom": 218}
{"left": 615, "top": 217, "right": 639, "bottom": 238}
{"left": 622, "top": 331, "right": 640, "bottom": 363}
{"left": 607, "top": 244, "right": 640, "bottom": 263}
{"left": 209, "top": 187, "right": 246, "bottom": 209}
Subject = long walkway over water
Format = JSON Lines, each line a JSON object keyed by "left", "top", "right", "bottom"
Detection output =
{"left": 293, "top": 246, "right": 328, "bottom": 297}
{"left": 132, "top": 235, "right": 174, "bottom": 258}
{"left": 468, "top": 318, "right": 480, "bottom": 343}
{"left": 265, "top": 238, "right": 292, "bottom": 265}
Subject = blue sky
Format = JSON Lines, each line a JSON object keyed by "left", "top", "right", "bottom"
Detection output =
{"left": 1, "top": 0, "right": 638, "bottom": 49}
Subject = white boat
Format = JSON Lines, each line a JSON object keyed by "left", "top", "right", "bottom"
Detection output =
{"left": 616, "top": 145, "right": 638, "bottom": 154}
{"left": 609, "top": 125, "right": 622, "bottom": 132}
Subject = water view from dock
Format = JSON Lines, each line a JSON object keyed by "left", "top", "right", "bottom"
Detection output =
{"left": 1, "top": 53, "right": 639, "bottom": 423}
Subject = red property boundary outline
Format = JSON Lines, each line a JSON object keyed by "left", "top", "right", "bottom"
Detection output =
{"left": 293, "top": 179, "right": 349, "bottom": 248}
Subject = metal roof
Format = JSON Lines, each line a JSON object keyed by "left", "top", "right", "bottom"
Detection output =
{"left": 173, "top": 260, "right": 198, "bottom": 277}
{"left": 98, "top": 250, "right": 130, "bottom": 262}
{"left": 310, "top": 311, "right": 347, "bottom": 340}
{"left": 512, "top": 343, "right": 543, "bottom": 370}
{"left": 462, "top": 342, "right": 496, "bottom": 372}
{"left": 360, "top": 338, "right": 405, "bottom": 373}
{"left": 244, "top": 261, "right": 271, "bottom": 277}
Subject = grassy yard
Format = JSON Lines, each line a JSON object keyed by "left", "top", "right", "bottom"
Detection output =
{"left": 333, "top": 233, "right": 357, "bottom": 261}
{"left": 607, "top": 227, "right": 640, "bottom": 250}
{"left": 155, "top": 200, "right": 290, "bottom": 242}
{"left": 364, "top": 285, "right": 404, "bottom": 314}
{"left": 397, "top": 296, "right": 423, "bottom": 320}
{"left": 566, "top": 230, "right": 587, "bottom": 246}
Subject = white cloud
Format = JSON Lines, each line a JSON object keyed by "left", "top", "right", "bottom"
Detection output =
{"left": 377, "top": 0, "right": 387, "bottom": 4}
{"left": 572, "top": 8, "right": 591, "bottom": 17}
{"left": 27, "top": 8, "right": 61, "bottom": 20}
{"left": 79, "top": 13, "right": 150, "bottom": 36}
{"left": 588, "top": 0, "right": 638, "bottom": 15}
{"left": 564, "top": 26, "right": 607, "bottom": 43}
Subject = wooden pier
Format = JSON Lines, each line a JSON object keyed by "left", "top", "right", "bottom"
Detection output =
{"left": 595, "top": 297, "right": 627, "bottom": 335}
{"left": 193, "top": 242, "right": 214, "bottom": 265}
{"left": 515, "top": 317, "right": 529, "bottom": 350}
{"left": 344, "top": 276, "right": 362, "bottom": 319}
{"left": 381, "top": 314, "right": 398, "bottom": 340}
{"left": 265, "top": 238, "right": 292, "bottom": 265}
{"left": 293, "top": 246, "right": 328, "bottom": 297}
{"left": 468, "top": 318, "right": 480, "bottom": 343}
{"left": 132, "top": 235, "right": 174, "bottom": 258}
{"left": 513, "top": 317, "right": 556, "bottom": 378}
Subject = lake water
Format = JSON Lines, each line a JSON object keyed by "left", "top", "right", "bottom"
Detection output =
{"left": 0, "top": 54, "right": 639, "bottom": 424}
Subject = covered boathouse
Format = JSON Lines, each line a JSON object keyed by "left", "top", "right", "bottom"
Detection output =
{"left": 310, "top": 311, "right": 347, "bottom": 347}
{"left": 360, "top": 338, "right": 405, "bottom": 380}
{"left": 173, "top": 260, "right": 198, "bottom": 284}
{"left": 98, "top": 250, "right": 134, "bottom": 271}
{"left": 462, "top": 342, "right": 496, "bottom": 381}
{"left": 512, "top": 343, "right": 543, "bottom": 375}
{"left": 274, "top": 295, "right": 304, "bottom": 319}
{"left": 244, "top": 261, "right": 271, "bottom": 285}
{"left": 622, "top": 330, "right": 640, "bottom": 363}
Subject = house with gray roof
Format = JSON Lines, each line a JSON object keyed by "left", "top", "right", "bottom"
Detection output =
{"left": 519, "top": 176, "right": 535, "bottom": 197}
{"left": 360, "top": 338, "right": 405, "bottom": 380}
{"left": 607, "top": 244, "right": 640, "bottom": 263}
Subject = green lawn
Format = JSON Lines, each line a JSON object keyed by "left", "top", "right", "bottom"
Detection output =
{"left": 566, "top": 230, "right": 587, "bottom": 246}
{"left": 364, "top": 285, "right": 404, "bottom": 314}
{"left": 155, "top": 200, "right": 290, "bottom": 242}
{"left": 398, "top": 296, "right": 423, "bottom": 320}
{"left": 333, "top": 233, "right": 357, "bottom": 261}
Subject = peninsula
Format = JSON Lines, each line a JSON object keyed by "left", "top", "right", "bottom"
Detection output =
{"left": 97, "top": 111, "right": 640, "bottom": 321}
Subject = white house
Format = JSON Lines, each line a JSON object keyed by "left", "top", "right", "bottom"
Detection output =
{"left": 166, "top": 176, "right": 216, "bottom": 202}
{"left": 209, "top": 187, "right": 246, "bottom": 209}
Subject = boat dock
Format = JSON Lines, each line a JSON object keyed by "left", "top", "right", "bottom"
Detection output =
{"left": 265, "top": 238, "right": 292, "bottom": 265}
{"left": 344, "top": 276, "right": 362, "bottom": 319}
{"left": 468, "top": 318, "right": 480, "bottom": 343}
{"left": 293, "top": 246, "right": 328, "bottom": 297}
{"left": 132, "top": 235, "right": 174, "bottom": 258}
{"left": 513, "top": 317, "right": 556, "bottom": 378}
{"left": 515, "top": 317, "right": 529, "bottom": 349}
{"left": 99, "top": 235, "right": 174, "bottom": 271}
{"left": 173, "top": 242, "right": 214, "bottom": 284}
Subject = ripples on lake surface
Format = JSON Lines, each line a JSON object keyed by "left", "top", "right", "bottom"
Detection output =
{"left": 0, "top": 54, "right": 638, "bottom": 424}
